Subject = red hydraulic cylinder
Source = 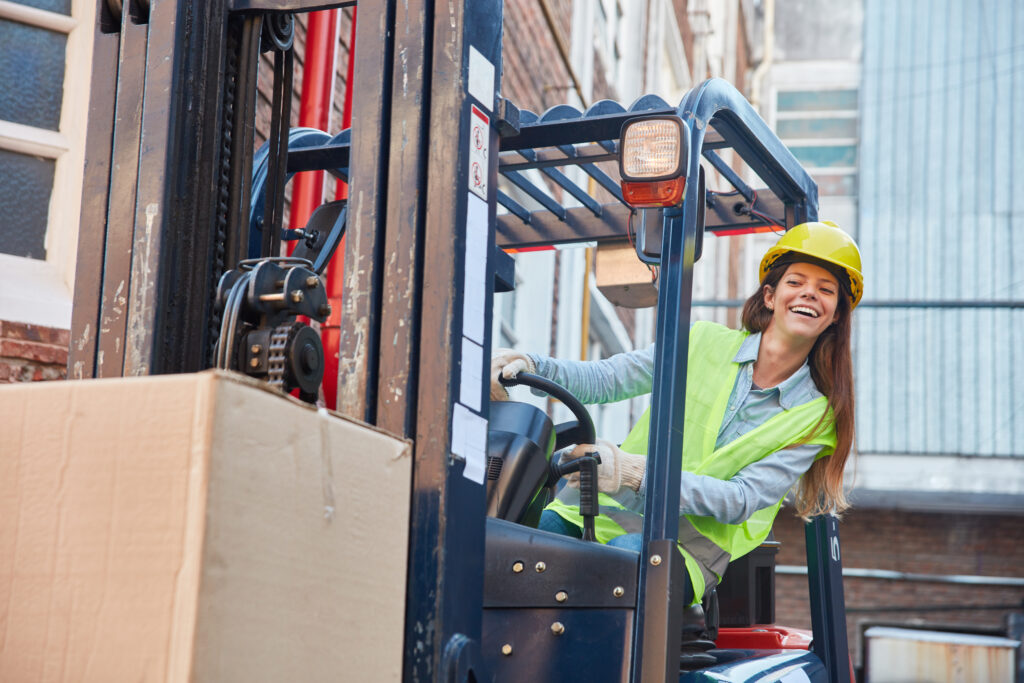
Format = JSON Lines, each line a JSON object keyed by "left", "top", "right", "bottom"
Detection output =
{"left": 320, "top": 8, "right": 356, "bottom": 410}
{"left": 289, "top": 10, "right": 339, "bottom": 233}
{"left": 288, "top": 9, "right": 342, "bottom": 406}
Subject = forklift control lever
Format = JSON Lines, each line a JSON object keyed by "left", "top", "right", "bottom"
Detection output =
{"left": 548, "top": 452, "right": 601, "bottom": 541}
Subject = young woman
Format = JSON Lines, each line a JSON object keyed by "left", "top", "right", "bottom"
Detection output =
{"left": 490, "top": 221, "right": 863, "bottom": 605}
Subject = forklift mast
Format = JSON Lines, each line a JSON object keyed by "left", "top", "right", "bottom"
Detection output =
{"left": 69, "top": 1, "right": 850, "bottom": 681}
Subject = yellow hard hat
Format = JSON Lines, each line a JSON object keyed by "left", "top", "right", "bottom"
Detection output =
{"left": 759, "top": 221, "right": 864, "bottom": 307}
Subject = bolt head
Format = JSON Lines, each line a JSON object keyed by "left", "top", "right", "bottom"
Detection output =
{"left": 250, "top": 344, "right": 262, "bottom": 354}
{"left": 650, "top": 554, "right": 662, "bottom": 566}
{"left": 306, "top": 276, "right": 319, "bottom": 288}
{"left": 290, "top": 289, "right": 304, "bottom": 303}
{"left": 300, "top": 343, "right": 319, "bottom": 373}
{"left": 501, "top": 644, "right": 512, "bottom": 656}
{"left": 249, "top": 357, "right": 260, "bottom": 369}
{"left": 535, "top": 561, "right": 546, "bottom": 573}
{"left": 555, "top": 591, "right": 567, "bottom": 603}
{"left": 613, "top": 586, "right": 624, "bottom": 598}
{"left": 512, "top": 561, "right": 524, "bottom": 574}
{"left": 318, "top": 304, "right": 332, "bottom": 318}
{"left": 550, "top": 622, "right": 565, "bottom": 636}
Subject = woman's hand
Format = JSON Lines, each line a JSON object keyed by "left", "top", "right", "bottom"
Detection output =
{"left": 564, "top": 439, "right": 646, "bottom": 493}
{"left": 489, "top": 348, "right": 535, "bottom": 400}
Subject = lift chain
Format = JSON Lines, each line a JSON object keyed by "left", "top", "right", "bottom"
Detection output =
{"left": 266, "top": 322, "right": 293, "bottom": 389}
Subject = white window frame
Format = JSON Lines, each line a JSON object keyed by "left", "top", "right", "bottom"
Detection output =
{"left": 0, "top": 0, "right": 95, "bottom": 328}
{"left": 768, "top": 61, "right": 861, "bottom": 196}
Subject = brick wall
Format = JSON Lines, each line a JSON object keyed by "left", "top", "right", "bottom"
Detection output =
{"left": 502, "top": 0, "right": 578, "bottom": 119}
{"left": 0, "top": 322, "right": 69, "bottom": 383}
{"left": 769, "top": 508, "right": 1024, "bottom": 671}
{"left": 254, "top": 9, "right": 354, "bottom": 149}
{"left": 502, "top": 1, "right": 656, "bottom": 349}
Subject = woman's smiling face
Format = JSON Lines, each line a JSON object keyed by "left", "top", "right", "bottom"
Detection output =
{"left": 763, "top": 261, "right": 841, "bottom": 342}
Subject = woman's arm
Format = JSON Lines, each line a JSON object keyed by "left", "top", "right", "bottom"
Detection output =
{"left": 669, "top": 444, "right": 822, "bottom": 524}
{"left": 526, "top": 345, "right": 655, "bottom": 404}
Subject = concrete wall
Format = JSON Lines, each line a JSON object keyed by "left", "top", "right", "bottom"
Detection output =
{"left": 773, "top": 0, "right": 863, "bottom": 62}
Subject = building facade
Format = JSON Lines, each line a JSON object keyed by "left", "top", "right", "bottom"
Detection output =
{"left": 764, "top": 0, "right": 1024, "bottom": 674}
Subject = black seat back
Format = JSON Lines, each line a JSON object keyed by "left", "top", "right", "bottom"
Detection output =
{"left": 485, "top": 401, "right": 555, "bottom": 524}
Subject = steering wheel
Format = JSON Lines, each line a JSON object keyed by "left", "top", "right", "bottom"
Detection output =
{"left": 499, "top": 372, "right": 602, "bottom": 541}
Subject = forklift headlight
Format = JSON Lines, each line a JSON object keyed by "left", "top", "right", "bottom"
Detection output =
{"left": 618, "top": 116, "right": 688, "bottom": 208}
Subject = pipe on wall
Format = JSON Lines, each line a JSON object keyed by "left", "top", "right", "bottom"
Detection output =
{"left": 779, "top": 565, "right": 1024, "bottom": 587}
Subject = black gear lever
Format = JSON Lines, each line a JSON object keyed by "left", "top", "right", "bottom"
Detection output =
{"left": 547, "top": 450, "right": 601, "bottom": 541}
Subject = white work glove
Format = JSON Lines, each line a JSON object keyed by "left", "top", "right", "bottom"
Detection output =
{"left": 490, "top": 348, "right": 536, "bottom": 401}
{"left": 564, "top": 439, "right": 646, "bottom": 493}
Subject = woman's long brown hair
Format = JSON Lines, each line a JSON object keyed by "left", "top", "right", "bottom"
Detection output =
{"left": 740, "top": 261, "right": 855, "bottom": 518}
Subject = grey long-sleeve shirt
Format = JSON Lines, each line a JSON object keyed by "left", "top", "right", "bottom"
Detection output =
{"left": 526, "top": 332, "right": 824, "bottom": 525}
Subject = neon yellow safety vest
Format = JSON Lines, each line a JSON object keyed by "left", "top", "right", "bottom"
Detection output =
{"left": 546, "top": 321, "right": 837, "bottom": 604}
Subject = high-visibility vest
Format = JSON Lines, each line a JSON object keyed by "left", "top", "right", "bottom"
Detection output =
{"left": 545, "top": 321, "right": 837, "bottom": 603}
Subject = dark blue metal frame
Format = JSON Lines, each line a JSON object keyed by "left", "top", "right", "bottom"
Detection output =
{"left": 487, "top": 77, "right": 847, "bottom": 682}
{"left": 631, "top": 77, "right": 826, "bottom": 683}
{"left": 242, "top": 55, "right": 847, "bottom": 680}
{"left": 806, "top": 516, "right": 853, "bottom": 683}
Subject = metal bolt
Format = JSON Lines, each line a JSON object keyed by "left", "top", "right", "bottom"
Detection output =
{"left": 250, "top": 344, "right": 262, "bottom": 354}
{"left": 550, "top": 622, "right": 565, "bottom": 636}
{"left": 501, "top": 644, "right": 512, "bottom": 656}
{"left": 512, "top": 561, "right": 524, "bottom": 574}
{"left": 318, "top": 304, "right": 332, "bottom": 318}
{"left": 535, "top": 561, "right": 546, "bottom": 573}
{"left": 555, "top": 591, "right": 567, "bottom": 603}
{"left": 650, "top": 554, "right": 662, "bottom": 566}
{"left": 613, "top": 586, "right": 624, "bottom": 598}
{"left": 290, "top": 289, "right": 305, "bottom": 303}
{"left": 306, "top": 276, "right": 319, "bottom": 288}
{"left": 249, "top": 357, "right": 260, "bottom": 369}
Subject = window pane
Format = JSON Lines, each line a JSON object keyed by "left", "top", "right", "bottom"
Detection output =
{"left": 0, "top": 149, "right": 54, "bottom": 260}
{"left": 777, "top": 117, "right": 858, "bottom": 139}
{"left": 12, "top": 0, "right": 71, "bottom": 14}
{"left": 0, "top": 20, "right": 66, "bottom": 131}
{"left": 789, "top": 144, "right": 857, "bottom": 168}
{"left": 777, "top": 89, "right": 858, "bottom": 112}
{"left": 813, "top": 173, "right": 857, "bottom": 197}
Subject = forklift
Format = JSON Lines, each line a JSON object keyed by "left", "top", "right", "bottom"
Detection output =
{"left": 69, "top": 0, "right": 851, "bottom": 680}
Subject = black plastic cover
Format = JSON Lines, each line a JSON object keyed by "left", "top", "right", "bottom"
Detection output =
{"left": 486, "top": 402, "right": 555, "bottom": 523}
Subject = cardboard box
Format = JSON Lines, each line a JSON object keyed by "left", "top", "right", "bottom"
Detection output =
{"left": 0, "top": 371, "right": 412, "bottom": 682}
{"left": 595, "top": 240, "right": 659, "bottom": 308}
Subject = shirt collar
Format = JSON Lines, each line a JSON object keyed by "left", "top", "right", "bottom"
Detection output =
{"left": 732, "top": 331, "right": 819, "bottom": 409}
{"left": 733, "top": 331, "right": 760, "bottom": 364}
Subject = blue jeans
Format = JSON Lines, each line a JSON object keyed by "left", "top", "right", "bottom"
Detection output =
{"left": 538, "top": 510, "right": 644, "bottom": 552}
